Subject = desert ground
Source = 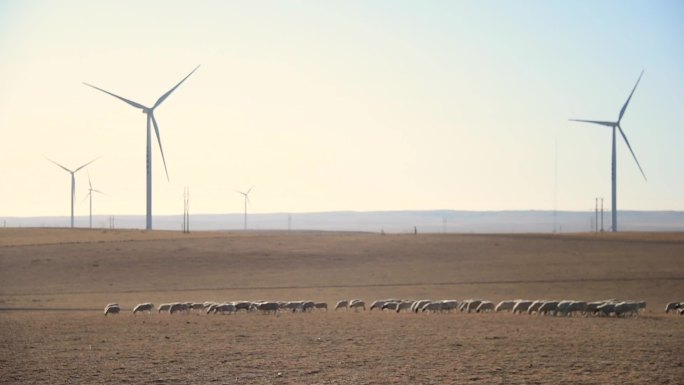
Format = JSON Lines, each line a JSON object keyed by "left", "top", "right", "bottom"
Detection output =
{"left": 1, "top": 228, "right": 683, "bottom": 384}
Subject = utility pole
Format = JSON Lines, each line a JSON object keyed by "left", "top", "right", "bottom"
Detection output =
{"left": 600, "top": 198, "right": 604, "bottom": 232}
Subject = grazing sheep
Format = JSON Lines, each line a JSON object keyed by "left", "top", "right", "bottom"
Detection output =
{"left": 169, "top": 303, "right": 189, "bottom": 314}
{"left": 527, "top": 300, "right": 544, "bottom": 315}
{"left": 595, "top": 302, "right": 616, "bottom": 317}
{"left": 555, "top": 300, "right": 574, "bottom": 316}
{"left": 314, "top": 302, "right": 328, "bottom": 311}
{"left": 234, "top": 301, "right": 252, "bottom": 313}
{"left": 396, "top": 301, "right": 415, "bottom": 313}
{"left": 614, "top": 301, "right": 640, "bottom": 317}
{"left": 495, "top": 300, "right": 516, "bottom": 312}
{"left": 370, "top": 300, "right": 387, "bottom": 311}
{"left": 132, "top": 303, "right": 154, "bottom": 315}
{"left": 381, "top": 302, "right": 400, "bottom": 311}
{"left": 104, "top": 304, "right": 120, "bottom": 316}
{"left": 301, "top": 301, "right": 316, "bottom": 312}
{"left": 421, "top": 301, "right": 443, "bottom": 313}
{"left": 210, "top": 303, "right": 236, "bottom": 315}
{"left": 512, "top": 300, "right": 533, "bottom": 314}
{"left": 465, "top": 299, "right": 484, "bottom": 313}
{"left": 441, "top": 300, "right": 459, "bottom": 313}
{"left": 585, "top": 301, "right": 607, "bottom": 315}
{"left": 476, "top": 301, "right": 495, "bottom": 313}
{"left": 679, "top": 307, "right": 684, "bottom": 316}
{"left": 334, "top": 300, "right": 349, "bottom": 311}
{"left": 537, "top": 301, "right": 559, "bottom": 316}
{"left": 665, "top": 302, "right": 682, "bottom": 313}
{"left": 158, "top": 303, "right": 174, "bottom": 313}
{"left": 412, "top": 300, "right": 432, "bottom": 313}
{"left": 349, "top": 300, "right": 366, "bottom": 311}
{"left": 565, "top": 301, "right": 588, "bottom": 316}
{"left": 255, "top": 302, "right": 279, "bottom": 315}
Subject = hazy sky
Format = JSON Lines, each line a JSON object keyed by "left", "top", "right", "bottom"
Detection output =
{"left": 1, "top": 1, "right": 683, "bottom": 218}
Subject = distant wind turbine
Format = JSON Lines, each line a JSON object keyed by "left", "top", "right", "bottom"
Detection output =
{"left": 82, "top": 174, "right": 105, "bottom": 229}
{"left": 83, "top": 65, "right": 200, "bottom": 230}
{"left": 237, "top": 187, "right": 254, "bottom": 230}
{"left": 46, "top": 157, "right": 98, "bottom": 228}
{"left": 569, "top": 70, "right": 647, "bottom": 232}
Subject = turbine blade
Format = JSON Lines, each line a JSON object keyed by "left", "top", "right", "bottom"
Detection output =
{"left": 618, "top": 70, "right": 644, "bottom": 123}
{"left": 618, "top": 126, "right": 647, "bottom": 181}
{"left": 92, "top": 189, "right": 106, "bottom": 195}
{"left": 83, "top": 82, "right": 148, "bottom": 110}
{"left": 45, "top": 157, "right": 73, "bottom": 173}
{"left": 74, "top": 157, "right": 99, "bottom": 173}
{"left": 150, "top": 113, "right": 170, "bottom": 181}
{"left": 81, "top": 191, "right": 92, "bottom": 203}
{"left": 247, "top": 186, "right": 254, "bottom": 195}
{"left": 152, "top": 65, "right": 200, "bottom": 109}
{"left": 568, "top": 119, "right": 615, "bottom": 127}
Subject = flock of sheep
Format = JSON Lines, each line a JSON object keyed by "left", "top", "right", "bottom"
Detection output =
{"left": 104, "top": 298, "right": 684, "bottom": 317}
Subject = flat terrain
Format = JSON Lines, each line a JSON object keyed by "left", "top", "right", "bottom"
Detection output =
{"left": 1, "top": 229, "right": 683, "bottom": 384}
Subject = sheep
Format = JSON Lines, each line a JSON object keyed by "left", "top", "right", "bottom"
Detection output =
{"left": 396, "top": 301, "right": 415, "bottom": 313}
{"left": 585, "top": 301, "right": 607, "bottom": 315}
{"left": 370, "top": 300, "right": 388, "bottom": 311}
{"left": 476, "top": 301, "right": 495, "bottom": 313}
{"left": 421, "top": 301, "right": 443, "bottom": 313}
{"left": 555, "top": 300, "right": 574, "bottom": 316}
{"left": 537, "top": 301, "right": 559, "bottom": 316}
{"left": 441, "top": 300, "right": 459, "bottom": 313}
{"left": 614, "top": 301, "right": 640, "bottom": 317}
{"left": 565, "top": 301, "right": 588, "bottom": 316}
{"left": 665, "top": 302, "right": 682, "bottom": 313}
{"left": 412, "top": 300, "right": 432, "bottom": 313}
{"left": 527, "top": 300, "right": 544, "bottom": 315}
{"left": 301, "top": 301, "right": 316, "bottom": 312}
{"left": 464, "top": 299, "right": 484, "bottom": 313}
{"left": 679, "top": 307, "right": 684, "bottom": 316}
{"left": 282, "top": 301, "right": 303, "bottom": 312}
{"left": 512, "top": 300, "right": 533, "bottom": 314}
{"left": 255, "top": 302, "right": 279, "bottom": 315}
{"left": 233, "top": 301, "right": 252, "bottom": 313}
{"left": 595, "top": 302, "right": 616, "bottom": 317}
{"left": 381, "top": 302, "right": 400, "bottom": 311}
{"left": 495, "top": 300, "right": 516, "bottom": 312}
{"left": 132, "top": 303, "right": 154, "bottom": 315}
{"left": 104, "top": 303, "right": 120, "bottom": 316}
{"left": 349, "top": 300, "right": 366, "bottom": 311}
{"left": 334, "top": 300, "right": 349, "bottom": 311}
{"left": 158, "top": 303, "right": 174, "bottom": 313}
{"left": 169, "top": 303, "right": 189, "bottom": 314}
{"left": 314, "top": 302, "right": 328, "bottom": 311}
{"left": 210, "top": 303, "right": 236, "bottom": 315}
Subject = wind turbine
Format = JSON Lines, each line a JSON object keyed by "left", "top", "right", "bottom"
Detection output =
{"left": 83, "top": 65, "right": 200, "bottom": 230}
{"left": 237, "top": 187, "right": 254, "bottom": 230}
{"left": 82, "top": 174, "right": 105, "bottom": 229}
{"left": 569, "top": 70, "right": 647, "bottom": 232}
{"left": 46, "top": 157, "right": 98, "bottom": 228}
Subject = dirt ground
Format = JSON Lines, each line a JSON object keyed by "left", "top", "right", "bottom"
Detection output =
{"left": 1, "top": 229, "right": 683, "bottom": 384}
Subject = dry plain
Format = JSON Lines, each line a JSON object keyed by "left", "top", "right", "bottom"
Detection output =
{"left": 0, "top": 228, "right": 683, "bottom": 384}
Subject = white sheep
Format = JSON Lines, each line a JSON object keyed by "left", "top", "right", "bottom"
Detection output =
{"left": 512, "top": 300, "right": 533, "bottom": 314}
{"left": 495, "top": 300, "right": 516, "bottom": 312}
{"left": 381, "top": 302, "right": 400, "bottom": 311}
{"left": 255, "top": 302, "right": 279, "bottom": 315}
{"left": 314, "top": 302, "right": 328, "bottom": 311}
{"left": 614, "top": 301, "right": 639, "bottom": 317}
{"left": 169, "top": 303, "right": 189, "bottom": 314}
{"left": 412, "top": 299, "right": 432, "bottom": 313}
{"left": 334, "top": 300, "right": 349, "bottom": 311}
{"left": 157, "top": 303, "right": 174, "bottom": 313}
{"left": 104, "top": 303, "right": 120, "bottom": 316}
{"left": 537, "top": 301, "right": 559, "bottom": 316}
{"left": 396, "top": 301, "right": 415, "bottom": 313}
{"left": 349, "top": 300, "right": 366, "bottom": 311}
{"left": 565, "top": 301, "right": 588, "bottom": 316}
{"left": 132, "top": 303, "right": 154, "bottom": 315}
{"left": 210, "top": 303, "right": 236, "bottom": 315}
{"left": 476, "top": 301, "right": 495, "bottom": 313}
{"left": 421, "top": 301, "right": 443, "bottom": 313}
{"left": 441, "top": 300, "right": 459, "bottom": 313}
{"left": 665, "top": 302, "right": 682, "bottom": 313}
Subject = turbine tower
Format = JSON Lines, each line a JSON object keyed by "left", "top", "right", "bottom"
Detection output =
{"left": 83, "top": 174, "right": 105, "bottom": 229}
{"left": 570, "top": 70, "right": 647, "bottom": 232}
{"left": 46, "top": 157, "right": 98, "bottom": 228}
{"left": 237, "top": 187, "right": 253, "bottom": 230}
{"left": 83, "top": 65, "right": 199, "bottom": 230}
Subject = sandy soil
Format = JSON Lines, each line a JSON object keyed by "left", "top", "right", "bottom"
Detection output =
{"left": 1, "top": 229, "right": 683, "bottom": 384}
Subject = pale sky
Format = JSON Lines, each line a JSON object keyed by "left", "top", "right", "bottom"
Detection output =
{"left": 1, "top": 1, "right": 683, "bottom": 218}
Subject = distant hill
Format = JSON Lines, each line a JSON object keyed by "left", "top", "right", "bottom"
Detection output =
{"left": 3, "top": 210, "right": 684, "bottom": 233}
